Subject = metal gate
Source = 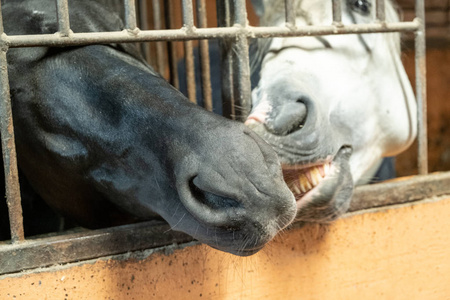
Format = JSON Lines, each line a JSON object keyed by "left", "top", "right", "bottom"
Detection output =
{"left": 1, "top": 0, "right": 447, "bottom": 275}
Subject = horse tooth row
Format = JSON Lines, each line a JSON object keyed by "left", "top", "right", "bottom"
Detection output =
{"left": 297, "top": 163, "right": 331, "bottom": 194}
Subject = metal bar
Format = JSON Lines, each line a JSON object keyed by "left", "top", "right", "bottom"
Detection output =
{"left": 0, "top": 221, "right": 194, "bottom": 276}
{"left": 152, "top": 0, "right": 166, "bottom": 76}
{"left": 196, "top": 0, "right": 213, "bottom": 111}
{"left": 285, "top": 0, "right": 296, "bottom": 28}
{"left": 1, "top": 21, "right": 420, "bottom": 48}
{"left": 0, "top": 48, "right": 24, "bottom": 244}
{"left": 376, "top": 0, "right": 386, "bottom": 22}
{"left": 234, "top": 0, "right": 247, "bottom": 27}
{"left": 231, "top": 35, "right": 252, "bottom": 120}
{"left": 181, "top": 0, "right": 196, "bottom": 103}
{"left": 0, "top": 3, "right": 24, "bottom": 243}
{"left": 138, "top": 0, "right": 151, "bottom": 63}
{"left": 1, "top": 171, "right": 450, "bottom": 275}
{"left": 217, "top": 0, "right": 235, "bottom": 119}
{"left": 55, "top": 0, "right": 71, "bottom": 37}
{"left": 181, "top": 0, "right": 195, "bottom": 29}
{"left": 415, "top": 0, "right": 428, "bottom": 174}
{"left": 184, "top": 40, "right": 196, "bottom": 103}
{"left": 124, "top": 0, "right": 138, "bottom": 30}
{"left": 164, "top": 0, "right": 179, "bottom": 89}
{"left": 349, "top": 172, "right": 450, "bottom": 212}
{"left": 332, "top": 0, "right": 342, "bottom": 25}
{"left": 232, "top": 0, "right": 252, "bottom": 120}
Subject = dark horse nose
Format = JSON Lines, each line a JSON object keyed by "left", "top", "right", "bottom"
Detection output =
{"left": 265, "top": 101, "right": 307, "bottom": 136}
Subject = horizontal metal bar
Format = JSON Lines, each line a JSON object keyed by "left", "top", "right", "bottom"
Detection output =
{"left": 3, "top": 21, "right": 420, "bottom": 48}
{"left": 349, "top": 173, "right": 450, "bottom": 212}
{"left": 0, "top": 221, "right": 194, "bottom": 275}
{"left": 1, "top": 172, "right": 449, "bottom": 275}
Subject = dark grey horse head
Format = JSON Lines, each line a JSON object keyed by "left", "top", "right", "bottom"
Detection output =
{"left": 2, "top": 0, "right": 296, "bottom": 256}
{"left": 247, "top": 0, "right": 417, "bottom": 222}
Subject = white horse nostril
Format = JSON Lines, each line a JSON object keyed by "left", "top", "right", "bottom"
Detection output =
{"left": 245, "top": 112, "right": 267, "bottom": 126}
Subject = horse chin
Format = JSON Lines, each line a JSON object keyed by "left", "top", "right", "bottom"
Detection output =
{"left": 282, "top": 147, "right": 354, "bottom": 223}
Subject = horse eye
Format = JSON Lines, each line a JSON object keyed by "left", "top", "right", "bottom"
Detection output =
{"left": 348, "top": 0, "right": 372, "bottom": 16}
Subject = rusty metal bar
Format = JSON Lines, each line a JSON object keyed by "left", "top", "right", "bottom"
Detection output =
{"left": 183, "top": 41, "right": 196, "bottom": 103}
{"left": 55, "top": 0, "right": 71, "bottom": 37}
{"left": 332, "top": 0, "right": 342, "bottom": 25}
{"left": 285, "top": 0, "right": 296, "bottom": 28}
{"left": 0, "top": 220, "right": 194, "bottom": 276}
{"left": 164, "top": 0, "right": 179, "bottom": 89}
{"left": 196, "top": 0, "right": 213, "bottom": 111}
{"left": 415, "top": 0, "right": 428, "bottom": 174}
{"left": 138, "top": 0, "right": 151, "bottom": 63}
{"left": 182, "top": 0, "right": 196, "bottom": 103}
{"left": 217, "top": 0, "right": 235, "bottom": 119}
{"left": 124, "top": 0, "right": 138, "bottom": 30}
{"left": 376, "top": 0, "right": 386, "bottom": 22}
{"left": 0, "top": 48, "right": 24, "bottom": 244}
{"left": 349, "top": 173, "right": 450, "bottom": 212}
{"left": 152, "top": 0, "right": 166, "bottom": 76}
{"left": 0, "top": 3, "right": 24, "bottom": 244}
{"left": 1, "top": 21, "right": 420, "bottom": 48}
{"left": 232, "top": 0, "right": 252, "bottom": 121}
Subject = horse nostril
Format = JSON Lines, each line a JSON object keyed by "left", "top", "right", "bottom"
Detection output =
{"left": 265, "top": 101, "right": 307, "bottom": 136}
{"left": 190, "top": 179, "right": 240, "bottom": 210}
{"left": 184, "top": 177, "right": 243, "bottom": 228}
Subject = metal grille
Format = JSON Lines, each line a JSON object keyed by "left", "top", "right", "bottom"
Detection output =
{"left": 0, "top": 0, "right": 439, "bottom": 274}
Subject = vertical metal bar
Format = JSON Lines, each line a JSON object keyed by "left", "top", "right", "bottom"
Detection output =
{"left": 181, "top": 0, "right": 195, "bottom": 28}
{"left": 332, "top": 0, "right": 342, "bottom": 25}
{"left": 183, "top": 41, "right": 196, "bottom": 103}
{"left": 164, "top": 0, "right": 179, "bottom": 89}
{"left": 376, "top": 0, "right": 386, "bottom": 22}
{"left": 55, "top": 0, "right": 71, "bottom": 37}
{"left": 232, "top": 0, "right": 252, "bottom": 121}
{"left": 138, "top": 0, "right": 151, "bottom": 63}
{"left": 125, "top": 0, "right": 137, "bottom": 30}
{"left": 0, "top": 3, "right": 25, "bottom": 243}
{"left": 182, "top": 0, "right": 196, "bottom": 103}
{"left": 196, "top": 0, "right": 213, "bottom": 111}
{"left": 415, "top": 0, "right": 428, "bottom": 174}
{"left": 285, "top": 0, "right": 296, "bottom": 28}
{"left": 217, "top": 0, "right": 235, "bottom": 119}
{"left": 152, "top": 0, "right": 166, "bottom": 75}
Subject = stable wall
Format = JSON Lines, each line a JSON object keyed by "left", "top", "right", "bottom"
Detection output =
{"left": 1, "top": 195, "right": 450, "bottom": 299}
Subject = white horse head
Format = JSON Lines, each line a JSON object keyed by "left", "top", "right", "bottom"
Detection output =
{"left": 246, "top": 0, "right": 417, "bottom": 222}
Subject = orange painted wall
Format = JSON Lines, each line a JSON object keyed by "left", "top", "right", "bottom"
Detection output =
{"left": 1, "top": 196, "right": 450, "bottom": 299}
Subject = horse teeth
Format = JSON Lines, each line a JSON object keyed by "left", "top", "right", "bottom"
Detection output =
{"left": 309, "top": 167, "right": 322, "bottom": 186}
{"left": 291, "top": 183, "right": 301, "bottom": 194}
{"left": 298, "top": 174, "right": 312, "bottom": 193}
